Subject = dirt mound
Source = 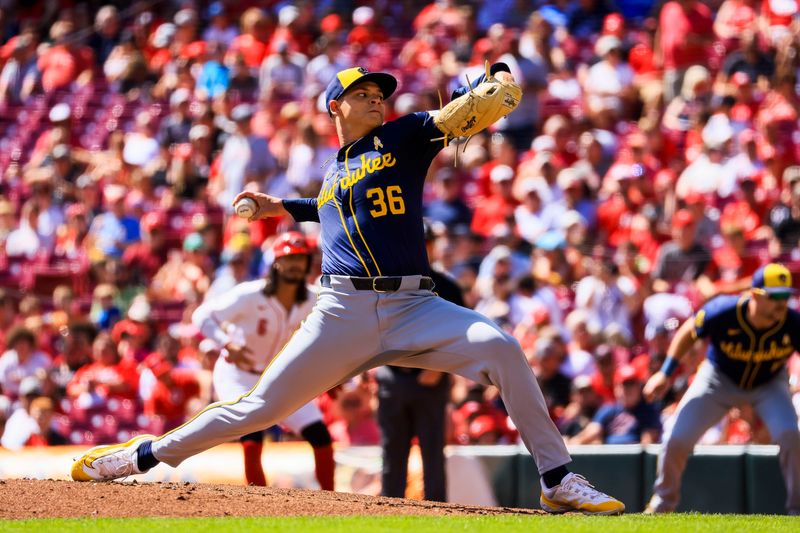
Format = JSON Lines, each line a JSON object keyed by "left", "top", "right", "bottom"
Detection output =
{"left": 1, "top": 479, "right": 544, "bottom": 519}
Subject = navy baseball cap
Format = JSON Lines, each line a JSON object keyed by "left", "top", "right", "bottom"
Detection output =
{"left": 325, "top": 67, "right": 397, "bottom": 114}
{"left": 752, "top": 263, "right": 795, "bottom": 296}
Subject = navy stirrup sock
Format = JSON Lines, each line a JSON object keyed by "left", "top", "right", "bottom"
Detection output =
{"left": 541, "top": 465, "right": 570, "bottom": 489}
{"left": 136, "top": 439, "right": 160, "bottom": 471}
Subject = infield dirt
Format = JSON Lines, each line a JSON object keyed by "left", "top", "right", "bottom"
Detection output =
{"left": 1, "top": 479, "right": 545, "bottom": 519}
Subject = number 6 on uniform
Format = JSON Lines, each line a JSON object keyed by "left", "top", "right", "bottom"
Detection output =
{"left": 367, "top": 185, "right": 405, "bottom": 217}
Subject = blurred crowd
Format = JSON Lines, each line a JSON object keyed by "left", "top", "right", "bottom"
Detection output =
{"left": 2, "top": 0, "right": 800, "bottom": 452}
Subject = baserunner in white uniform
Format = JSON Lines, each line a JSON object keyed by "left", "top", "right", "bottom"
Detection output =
{"left": 193, "top": 232, "right": 334, "bottom": 489}
{"left": 71, "top": 64, "right": 624, "bottom": 515}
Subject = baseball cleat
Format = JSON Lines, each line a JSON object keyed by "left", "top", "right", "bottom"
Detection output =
{"left": 540, "top": 473, "right": 625, "bottom": 515}
{"left": 71, "top": 434, "right": 155, "bottom": 482}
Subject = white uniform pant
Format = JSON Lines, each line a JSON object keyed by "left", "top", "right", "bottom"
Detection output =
{"left": 212, "top": 357, "right": 322, "bottom": 435}
{"left": 152, "top": 275, "right": 571, "bottom": 474}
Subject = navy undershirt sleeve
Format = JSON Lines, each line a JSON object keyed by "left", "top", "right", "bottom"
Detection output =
{"left": 282, "top": 198, "right": 320, "bottom": 223}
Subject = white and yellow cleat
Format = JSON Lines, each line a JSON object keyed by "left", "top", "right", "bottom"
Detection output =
{"left": 71, "top": 434, "right": 155, "bottom": 482}
{"left": 540, "top": 473, "right": 625, "bottom": 515}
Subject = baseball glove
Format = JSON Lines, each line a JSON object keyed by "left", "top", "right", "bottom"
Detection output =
{"left": 434, "top": 64, "right": 522, "bottom": 141}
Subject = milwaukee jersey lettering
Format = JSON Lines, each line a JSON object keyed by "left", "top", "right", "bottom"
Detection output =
{"left": 693, "top": 295, "right": 800, "bottom": 389}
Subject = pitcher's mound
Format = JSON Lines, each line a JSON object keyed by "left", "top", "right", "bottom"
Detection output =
{"left": 1, "top": 479, "right": 545, "bottom": 519}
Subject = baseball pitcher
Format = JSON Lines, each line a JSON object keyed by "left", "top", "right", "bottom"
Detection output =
{"left": 72, "top": 63, "right": 623, "bottom": 514}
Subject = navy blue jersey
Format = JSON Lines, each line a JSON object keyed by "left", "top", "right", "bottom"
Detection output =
{"left": 593, "top": 401, "right": 661, "bottom": 445}
{"left": 693, "top": 295, "right": 800, "bottom": 389}
{"left": 312, "top": 112, "right": 444, "bottom": 276}
{"left": 281, "top": 64, "right": 509, "bottom": 276}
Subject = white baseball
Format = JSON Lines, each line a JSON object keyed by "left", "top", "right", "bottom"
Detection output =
{"left": 235, "top": 197, "right": 258, "bottom": 219}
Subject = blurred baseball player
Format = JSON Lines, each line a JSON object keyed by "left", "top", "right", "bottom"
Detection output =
{"left": 644, "top": 263, "right": 800, "bottom": 514}
{"left": 192, "top": 232, "right": 334, "bottom": 489}
{"left": 72, "top": 64, "right": 623, "bottom": 515}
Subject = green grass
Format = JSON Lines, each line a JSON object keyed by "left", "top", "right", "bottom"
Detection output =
{"left": 1, "top": 515, "right": 797, "bottom": 533}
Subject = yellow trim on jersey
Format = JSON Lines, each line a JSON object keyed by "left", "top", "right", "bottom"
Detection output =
{"left": 330, "top": 144, "right": 372, "bottom": 276}
{"left": 735, "top": 296, "right": 757, "bottom": 389}
{"left": 154, "top": 324, "right": 307, "bottom": 443}
{"left": 344, "top": 151, "right": 383, "bottom": 276}
{"left": 349, "top": 187, "right": 382, "bottom": 275}
{"left": 333, "top": 193, "right": 372, "bottom": 276}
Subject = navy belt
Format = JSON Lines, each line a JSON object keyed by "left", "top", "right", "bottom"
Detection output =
{"left": 321, "top": 275, "right": 434, "bottom": 292}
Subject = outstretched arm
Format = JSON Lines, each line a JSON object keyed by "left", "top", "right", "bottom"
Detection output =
{"left": 233, "top": 192, "right": 320, "bottom": 223}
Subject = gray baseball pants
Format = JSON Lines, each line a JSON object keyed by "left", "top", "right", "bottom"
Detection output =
{"left": 650, "top": 361, "right": 800, "bottom": 513}
{"left": 152, "top": 275, "right": 571, "bottom": 474}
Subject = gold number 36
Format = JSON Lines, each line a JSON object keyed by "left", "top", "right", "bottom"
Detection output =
{"left": 366, "top": 185, "right": 405, "bottom": 217}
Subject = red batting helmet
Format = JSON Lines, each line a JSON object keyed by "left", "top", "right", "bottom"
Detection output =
{"left": 272, "top": 231, "right": 311, "bottom": 258}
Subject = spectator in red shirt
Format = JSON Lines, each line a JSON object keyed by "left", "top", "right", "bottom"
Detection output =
{"left": 590, "top": 344, "right": 617, "bottom": 405}
{"left": 37, "top": 20, "right": 94, "bottom": 93}
{"left": 762, "top": 0, "right": 799, "bottom": 45}
{"left": 122, "top": 211, "right": 169, "bottom": 285}
{"left": 143, "top": 359, "right": 200, "bottom": 432}
{"left": 228, "top": 8, "right": 272, "bottom": 69}
{"left": 597, "top": 164, "right": 645, "bottom": 247}
{"left": 173, "top": 9, "right": 199, "bottom": 52}
{"left": 0, "top": 290, "right": 16, "bottom": 354}
{"left": 471, "top": 165, "right": 519, "bottom": 237}
{"left": 711, "top": 222, "right": 765, "bottom": 294}
{"left": 347, "top": 6, "right": 388, "bottom": 51}
{"left": 714, "top": 0, "right": 759, "bottom": 45}
{"left": 542, "top": 115, "right": 578, "bottom": 169}
{"left": 146, "top": 22, "right": 176, "bottom": 74}
{"left": 719, "top": 174, "right": 770, "bottom": 240}
{"left": 269, "top": 4, "right": 315, "bottom": 56}
{"left": 67, "top": 332, "right": 139, "bottom": 409}
{"left": 756, "top": 73, "right": 799, "bottom": 174}
{"left": 658, "top": 0, "right": 714, "bottom": 102}
{"left": 477, "top": 133, "right": 520, "bottom": 200}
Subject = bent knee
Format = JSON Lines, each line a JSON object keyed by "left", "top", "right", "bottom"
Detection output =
{"left": 484, "top": 332, "right": 523, "bottom": 357}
